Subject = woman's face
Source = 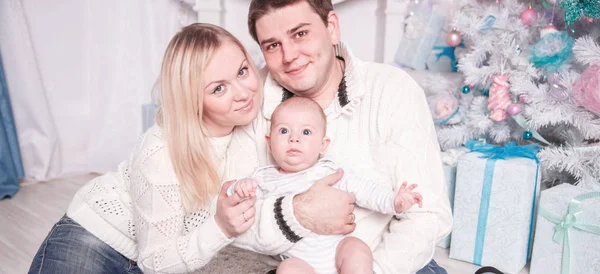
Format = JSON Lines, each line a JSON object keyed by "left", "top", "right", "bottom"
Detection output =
{"left": 202, "top": 40, "right": 262, "bottom": 137}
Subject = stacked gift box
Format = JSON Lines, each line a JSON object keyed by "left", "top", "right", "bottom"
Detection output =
{"left": 437, "top": 147, "right": 468, "bottom": 248}
{"left": 529, "top": 183, "right": 600, "bottom": 274}
{"left": 438, "top": 141, "right": 600, "bottom": 273}
{"left": 448, "top": 141, "right": 541, "bottom": 273}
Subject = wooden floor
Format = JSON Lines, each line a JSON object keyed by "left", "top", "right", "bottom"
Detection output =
{"left": 0, "top": 173, "right": 97, "bottom": 274}
{"left": 0, "top": 174, "right": 528, "bottom": 274}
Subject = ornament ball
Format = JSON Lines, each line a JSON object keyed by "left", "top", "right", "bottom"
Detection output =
{"left": 462, "top": 85, "right": 471, "bottom": 94}
{"left": 540, "top": 24, "right": 558, "bottom": 38}
{"left": 518, "top": 94, "right": 529, "bottom": 103}
{"left": 520, "top": 7, "right": 537, "bottom": 25}
{"left": 446, "top": 30, "right": 462, "bottom": 47}
{"left": 523, "top": 131, "right": 533, "bottom": 140}
{"left": 507, "top": 103, "right": 522, "bottom": 115}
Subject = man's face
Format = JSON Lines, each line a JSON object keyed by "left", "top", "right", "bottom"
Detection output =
{"left": 255, "top": 1, "right": 340, "bottom": 97}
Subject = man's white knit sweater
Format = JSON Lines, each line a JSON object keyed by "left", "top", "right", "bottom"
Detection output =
{"left": 66, "top": 125, "right": 260, "bottom": 273}
{"left": 238, "top": 43, "right": 453, "bottom": 274}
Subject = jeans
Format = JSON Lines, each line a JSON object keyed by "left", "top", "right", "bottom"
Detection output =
{"left": 28, "top": 215, "right": 142, "bottom": 274}
{"left": 416, "top": 259, "right": 448, "bottom": 274}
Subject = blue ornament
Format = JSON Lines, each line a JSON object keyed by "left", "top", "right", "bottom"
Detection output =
{"left": 462, "top": 85, "right": 471, "bottom": 94}
{"left": 481, "top": 89, "right": 490, "bottom": 97}
{"left": 523, "top": 131, "right": 533, "bottom": 140}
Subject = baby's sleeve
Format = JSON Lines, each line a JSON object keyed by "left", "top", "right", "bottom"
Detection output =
{"left": 338, "top": 170, "right": 397, "bottom": 215}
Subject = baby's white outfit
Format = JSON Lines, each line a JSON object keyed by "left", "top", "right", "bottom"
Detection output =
{"left": 231, "top": 158, "right": 398, "bottom": 274}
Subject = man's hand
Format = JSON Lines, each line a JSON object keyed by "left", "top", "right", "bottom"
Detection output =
{"left": 292, "top": 169, "right": 356, "bottom": 235}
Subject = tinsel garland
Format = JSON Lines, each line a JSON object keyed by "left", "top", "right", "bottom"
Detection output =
{"left": 560, "top": 0, "right": 600, "bottom": 25}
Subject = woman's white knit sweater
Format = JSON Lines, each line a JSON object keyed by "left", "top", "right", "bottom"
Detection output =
{"left": 66, "top": 125, "right": 260, "bottom": 273}
{"left": 237, "top": 43, "right": 453, "bottom": 274}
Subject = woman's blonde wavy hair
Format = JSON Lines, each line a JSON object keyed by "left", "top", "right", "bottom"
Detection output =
{"left": 155, "top": 23, "right": 254, "bottom": 212}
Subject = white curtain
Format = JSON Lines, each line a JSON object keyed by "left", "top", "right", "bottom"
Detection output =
{"left": 0, "top": 0, "right": 196, "bottom": 180}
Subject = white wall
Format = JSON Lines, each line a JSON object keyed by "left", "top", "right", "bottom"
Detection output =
{"left": 0, "top": 0, "right": 195, "bottom": 180}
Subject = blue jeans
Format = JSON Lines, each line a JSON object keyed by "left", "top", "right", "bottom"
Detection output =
{"left": 416, "top": 259, "right": 447, "bottom": 274}
{"left": 28, "top": 215, "right": 142, "bottom": 274}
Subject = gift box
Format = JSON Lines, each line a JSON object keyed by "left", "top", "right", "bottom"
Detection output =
{"left": 449, "top": 141, "right": 541, "bottom": 273}
{"left": 395, "top": 11, "right": 445, "bottom": 70}
{"left": 425, "top": 33, "right": 459, "bottom": 72}
{"left": 438, "top": 164, "right": 456, "bottom": 248}
{"left": 530, "top": 184, "right": 600, "bottom": 274}
{"left": 437, "top": 147, "right": 469, "bottom": 248}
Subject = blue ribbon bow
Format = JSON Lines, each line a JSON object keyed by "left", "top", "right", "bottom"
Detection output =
{"left": 466, "top": 140, "right": 540, "bottom": 266}
{"left": 466, "top": 140, "right": 540, "bottom": 161}
{"left": 538, "top": 192, "right": 600, "bottom": 274}
{"left": 433, "top": 46, "right": 458, "bottom": 72}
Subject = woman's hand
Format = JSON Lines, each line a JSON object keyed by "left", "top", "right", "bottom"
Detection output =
{"left": 214, "top": 180, "right": 256, "bottom": 238}
{"left": 293, "top": 169, "right": 356, "bottom": 235}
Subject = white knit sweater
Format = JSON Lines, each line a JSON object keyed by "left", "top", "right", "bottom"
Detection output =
{"left": 238, "top": 43, "right": 453, "bottom": 274}
{"left": 67, "top": 125, "right": 260, "bottom": 273}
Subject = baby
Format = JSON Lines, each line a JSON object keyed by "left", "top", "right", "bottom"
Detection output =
{"left": 230, "top": 96, "right": 422, "bottom": 274}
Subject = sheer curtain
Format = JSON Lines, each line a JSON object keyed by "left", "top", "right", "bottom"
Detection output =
{"left": 0, "top": 0, "right": 196, "bottom": 181}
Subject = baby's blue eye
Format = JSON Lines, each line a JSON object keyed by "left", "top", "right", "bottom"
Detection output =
{"left": 302, "top": 129, "right": 311, "bottom": 135}
{"left": 279, "top": 128, "right": 288, "bottom": 134}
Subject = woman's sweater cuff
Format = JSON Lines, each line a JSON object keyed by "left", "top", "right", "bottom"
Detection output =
{"left": 275, "top": 195, "right": 312, "bottom": 242}
{"left": 201, "top": 215, "right": 234, "bottom": 250}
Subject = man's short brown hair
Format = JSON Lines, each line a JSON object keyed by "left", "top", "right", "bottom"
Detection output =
{"left": 248, "top": 0, "right": 334, "bottom": 42}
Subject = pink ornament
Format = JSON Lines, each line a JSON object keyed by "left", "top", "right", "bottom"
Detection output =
{"left": 520, "top": 7, "right": 537, "bottom": 26}
{"left": 446, "top": 29, "right": 462, "bottom": 47}
{"left": 572, "top": 64, "right": 600, "bottom": 116}
{"left": 488, "top": 75, "right": 512, "bottom": 121}
{"left": 506, "top": 103, "right": 523, "bottom": 116}
{"left": 540, "top": 24, "right": 558, "bottom": 38}
{"left": 519, "top": 94, "right": 529, "bottom": 103}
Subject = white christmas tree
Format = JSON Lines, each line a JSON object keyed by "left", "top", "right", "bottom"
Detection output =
{"left": 425, "top": 0, "right": 600, "bottom": 188}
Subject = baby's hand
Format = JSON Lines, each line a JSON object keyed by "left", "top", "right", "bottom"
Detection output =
{"left": 233, "top": 178, "right": 258, "bottom": 198}
{"left": 394, "top": 182, "right": 423, "bottom": 212}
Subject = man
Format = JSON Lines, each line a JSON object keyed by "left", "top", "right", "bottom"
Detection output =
{"left": 241, "top": 1, "right": 452, "bottom": 273}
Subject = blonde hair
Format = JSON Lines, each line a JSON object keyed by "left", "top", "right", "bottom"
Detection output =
{"left": 155, "top": 23, "right": 252, "bottom": 212}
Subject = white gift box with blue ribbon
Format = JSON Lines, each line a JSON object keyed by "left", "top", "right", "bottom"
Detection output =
{"left": 530, "top": 184, "right": 600, "bottom": 274}
{"left": 438, "top": 147, "right": 469, "bottom": 248}
{"left": 438, "top": 164, "right": 456, "bottom": 248}
{"left": 449, "top": 141, "right": 541, "bottom": 273}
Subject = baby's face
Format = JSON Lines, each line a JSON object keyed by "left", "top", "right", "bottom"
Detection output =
{"left": 267, "top": 105, "right": 328, "bottom": 173}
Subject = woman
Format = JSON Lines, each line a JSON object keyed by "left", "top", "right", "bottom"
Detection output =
{"left": 29, "top": 23, "right": 264, "bottom": 273}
